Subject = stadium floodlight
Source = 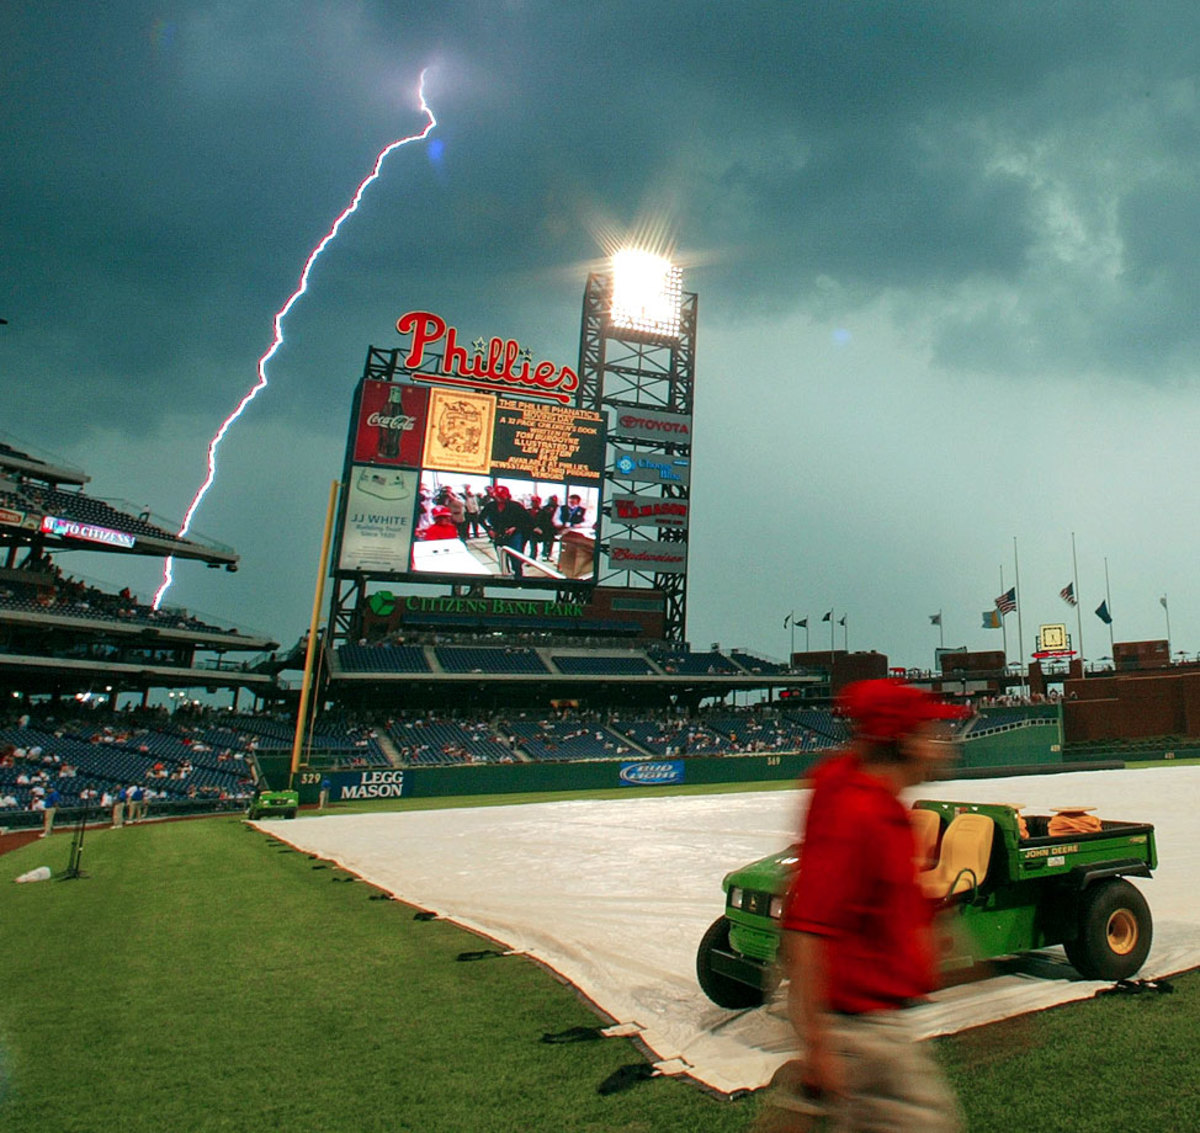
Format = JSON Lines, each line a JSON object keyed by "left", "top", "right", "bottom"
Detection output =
{"left": 609, "top": 249, "right": 683, "bottom": 341}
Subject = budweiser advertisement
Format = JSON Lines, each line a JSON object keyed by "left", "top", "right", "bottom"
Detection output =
{"left": 606, "top": 539, "right": 688, "bottom": 575}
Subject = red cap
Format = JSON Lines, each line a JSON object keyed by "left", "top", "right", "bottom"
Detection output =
{"left": 431, "top": 506, "right": 451, "bottom": 518}
{"left": 837, "top": 679, "right": 969, "bottom": 742}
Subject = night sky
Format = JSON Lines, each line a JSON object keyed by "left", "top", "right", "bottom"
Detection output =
{"left": 5, "top": 3, "right": 1200, "bottom": 667}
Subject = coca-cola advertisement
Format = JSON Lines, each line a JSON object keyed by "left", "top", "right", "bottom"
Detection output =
{"left": 352, "top": 379, "right": 429, "bottom": 467}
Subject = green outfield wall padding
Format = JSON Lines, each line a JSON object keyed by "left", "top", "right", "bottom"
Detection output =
{"left": 278, "top": 724, "right": 1072, "bottom": 803}
{"left": 961, "top": 723, "right": 1062, "bottom": 768}
{"left": 289, "top": 752, "right": 823, "bottom": 804}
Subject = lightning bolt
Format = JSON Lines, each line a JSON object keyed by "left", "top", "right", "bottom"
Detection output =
{"left": 153, "top": 70, "right": 436, "bottom": 608}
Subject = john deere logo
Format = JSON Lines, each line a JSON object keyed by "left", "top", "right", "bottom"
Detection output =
{"left": 368, "top": 591, "right": 396, "bottom": 616}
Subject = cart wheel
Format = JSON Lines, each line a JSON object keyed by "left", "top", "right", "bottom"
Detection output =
{"left": 1065, "top": 878, "right": 1152, "bottom": 981}
{"left": 696, "top": 916, "right": 768, "bottom": 1009}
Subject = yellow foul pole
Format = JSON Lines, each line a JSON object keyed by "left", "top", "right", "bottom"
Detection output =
{"left": 291, "top": 480, "right": 340, "bottom": 778}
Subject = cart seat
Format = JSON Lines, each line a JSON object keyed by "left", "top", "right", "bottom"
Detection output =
{"left": 919, "top": 813, "right": 994, "bottom": 900}
{"left": 911, "top": 807, "right": 941, "bottom": 871}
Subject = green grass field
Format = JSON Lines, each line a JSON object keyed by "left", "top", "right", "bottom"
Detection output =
{"left": 2, "top": 798, "right": 1198, "bottom": 1131}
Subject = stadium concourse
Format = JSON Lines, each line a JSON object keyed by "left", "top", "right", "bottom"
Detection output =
{"left": 261, "top": 764, "right": 1200, "bottom": 1096}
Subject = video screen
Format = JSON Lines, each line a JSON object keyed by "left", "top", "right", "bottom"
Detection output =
{"left": 412, "top": 472, "right": 599, "bottom": 582}
{"left": 337, "top": 380, "right": 605, "bottom": 587}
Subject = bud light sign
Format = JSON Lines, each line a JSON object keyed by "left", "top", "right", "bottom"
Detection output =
{"left": 618, "top": 760, "right": 685, "bottom": 787}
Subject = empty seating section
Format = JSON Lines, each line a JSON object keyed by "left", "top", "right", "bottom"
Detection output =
{"left": 785, "top": 709, "right": 851, "bottom": 745}
{"left": 0, "top": 725, "right": 252, "bottom": 813}
{"left": 970, "top": 705, "right": 1059, "bottom": 735}
{"left": 388, "top": 719, "right": 512, "bottom": 765}
{"left": 647, "top": 648, "right": 740, "bottom": 675}
{"left": 0, "top": 704, "right": 849, "bottom": 811}
{"left": 505, "top": 719, "right": 636, "bottom": 761}
{"left": 0, "top": 576, "right": 240, "bottom": 637}
{"left": 550, "top": 653, "right": 657, "bottom": 675}
{"left": 337, "top": 644, "right": 429, "bottom": 673}
{"left": 201, "top": 716, "right": 388, "bottom": 764}
{"left": 611, "top": 719, "right": 734, "bottom": 755}
{"left": 4, "top": 481, "right": 177, "bottom": 541}
{"left": 434, "top": 646, "right": 549, "bottom": 674}
{"left": 702, "top": 714, "right": 832, "bottom": 752}
{"left": 729, "top": 651, "right": 790, "bottom": 675}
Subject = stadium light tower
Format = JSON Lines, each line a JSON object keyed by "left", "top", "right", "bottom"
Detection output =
{"left": 609, "top": 250, "right": 684, "bottom": 341}
{"left": 578, "top": 247, "right": 697, "bottom": 643}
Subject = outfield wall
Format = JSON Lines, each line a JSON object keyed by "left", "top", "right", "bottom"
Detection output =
{"left": 257, "top": 720, "right": 1067, "bottom": 802}
{"left": 282, "top": 752, "right": 821, "bottom": 804}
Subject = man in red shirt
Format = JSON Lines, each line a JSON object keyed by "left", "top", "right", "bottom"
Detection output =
{"left": 780, "top": 679, "right": 967, "bottom": 1131}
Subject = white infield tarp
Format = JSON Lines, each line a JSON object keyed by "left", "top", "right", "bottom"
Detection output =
{"left": 258, "top": 765, "right": 1200, "bottom": 1094}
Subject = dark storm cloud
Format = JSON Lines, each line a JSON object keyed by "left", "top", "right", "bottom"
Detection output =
{"left": 6, "top": 1, "right": 1200, "bottom": 447}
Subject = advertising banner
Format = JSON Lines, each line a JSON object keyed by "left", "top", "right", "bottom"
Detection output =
{"left": 610, "top": 495, "right": 688, "bottom": 529}
{"left": 421, "top": 387, "right": 497, "bottom": 475}
{"left": 607, "top": 539, "right": 688, "bottom": 574}
{"left": 338, "top": 466, "right": 417, "bottom": 573}
{"left": 40, "top": 515, "right": 136, "bottom": 549}
{"left": 0, "top": 507, "right": 26, "bottom": 528}
{"left": 619, "top": 760, "right": 685, "bottom": 787}
{"left": 352, "top": 380, "right": 429, "bottom": 467}
{"left": 611, "top": 450, "right": 690, "bottom": 487}
{"left": 338, "top": 370, "right": 608, "bottom": 589}
{"left": 607, "top": 406, "right": 692, "bottom": 445}
{"left": 335, "top": 769, "right": 406, "bottom": 800}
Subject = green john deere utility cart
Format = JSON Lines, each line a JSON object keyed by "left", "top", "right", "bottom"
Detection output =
{"left": 697, "top": 800, "right": 1157, "bottom": 1009}
{"left": 247, "top": 789, "right": 299, "bottom": 821}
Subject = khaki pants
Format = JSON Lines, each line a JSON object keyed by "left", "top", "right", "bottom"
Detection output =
{"left": 759, "top": 1011, "right": 962, "bottom": 1133}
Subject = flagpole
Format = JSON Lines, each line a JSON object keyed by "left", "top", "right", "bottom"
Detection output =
{"left": 1162, "top": 594, "right": 1171, "bottom": 656}
{"left": 1071, "top": 531, "right": 1084, "bottom": 664}
{"left": 938, "top": 610, "right": 944, "bottom": 650}
{"left": 1013, "top": 536, "right": 1025, "bottom": 691}
{"left": 999, "top": 566, "right": 1008, "bottom": 665}
{"left": 805, "top": 620, "right": 810, "bottom": 652}
{"left": 1104, "top": 557, "right": 1114, "bottom": 656}
{"left": 843, "top": 616, "right": 849, "bottom": 652}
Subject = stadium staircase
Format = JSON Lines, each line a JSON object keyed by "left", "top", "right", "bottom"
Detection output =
{"left": 374, "top": 732, "right": 404, "bottom": 766}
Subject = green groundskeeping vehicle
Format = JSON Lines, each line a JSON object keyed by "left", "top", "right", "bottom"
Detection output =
{"left": 697, "top": 800, "right": 1158, "bottom": 1009}
{"left": 247, "top": 789, "right": 300, "bottom": 820}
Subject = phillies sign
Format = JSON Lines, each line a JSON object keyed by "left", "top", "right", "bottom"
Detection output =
{"left": 397, "top": 310, "right": 579, "bottom": 405}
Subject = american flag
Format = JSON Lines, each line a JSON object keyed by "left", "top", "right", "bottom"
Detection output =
{"left": 1060, "top": 582, "right": 1078, "bottom": 606}
{"left": 995, "top": 587, "right": 1017, "bottom": 615}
